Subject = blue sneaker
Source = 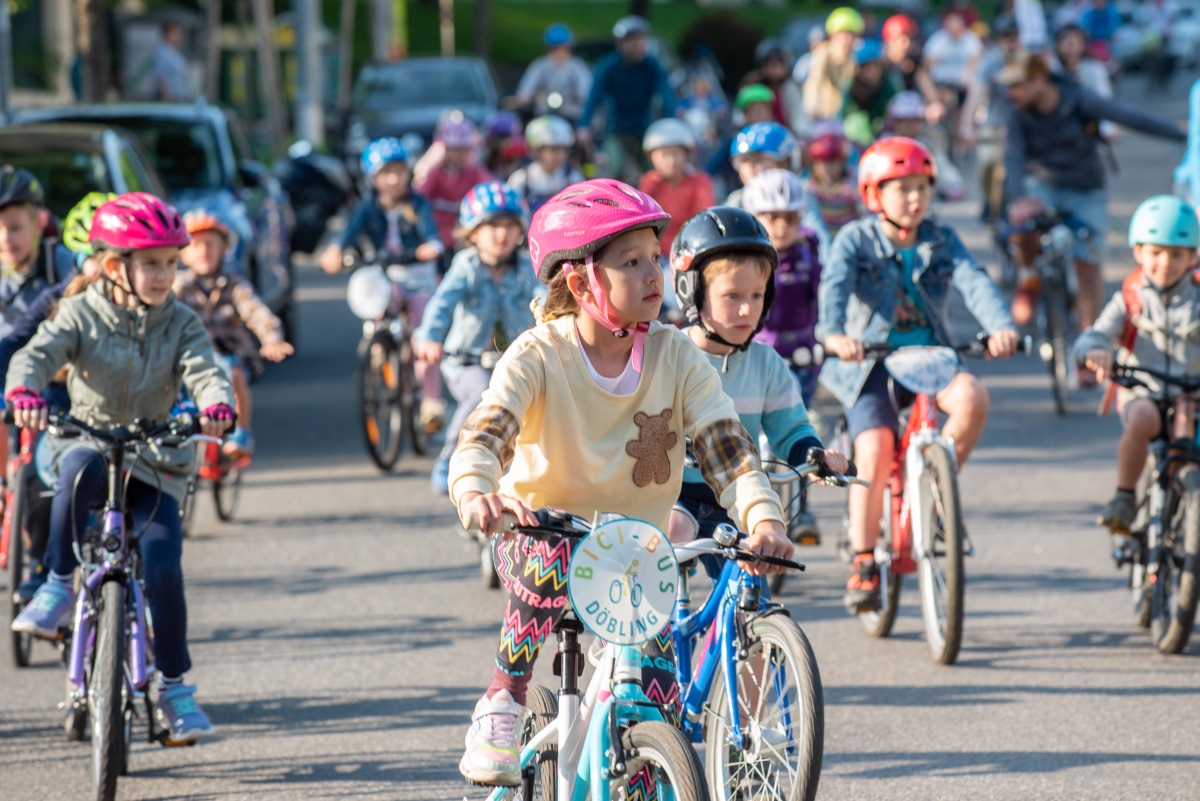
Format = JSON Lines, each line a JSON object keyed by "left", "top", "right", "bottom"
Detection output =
{"left": 16, "top": 560, "right": 47, "bottom": 604}
{"left": 156, "top": 683, "right": 216, "bottom": 744}
{"left": 431, "top": 455, "right": 450, "bottom": 495}
{"left": 11, "top": 581, "right": 74, "bottom": 639}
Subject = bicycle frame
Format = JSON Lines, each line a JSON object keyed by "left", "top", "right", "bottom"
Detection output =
{"left": 0, "top": 426, "right": 35, "bottom": 571}
{"left": 887, "top": 391, "right": 950, "bottom": 579}
{"left": 671, "top": 551, "right": 782, "bottom": 749}
{"left": 490, "top": 615, "right": 673, "bottom": 801}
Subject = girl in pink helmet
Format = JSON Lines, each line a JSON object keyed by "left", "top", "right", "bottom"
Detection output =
{"left": 448, "top": 178, "right": 791, "bottom": 788}
{"left": 7, "top": 192, "right": 235, "bottom": 746}
{"left": 413, "top": 113, "right": 495, "bottom": 253}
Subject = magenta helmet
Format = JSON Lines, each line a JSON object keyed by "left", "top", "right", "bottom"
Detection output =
{"left": 436, "top": 114, "right": 479, "bottom": 149}
{"left": 528, "top": 179, "right": 670, "bottom": 284}
{"left": 89, "top": 192, "right": 190, "bottom": 251}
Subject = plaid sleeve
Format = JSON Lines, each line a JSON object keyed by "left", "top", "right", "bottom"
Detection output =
{"left": 691, "top": 417, "right": 762, "bottom": 494}
{"left": 457, "top": 403, "right": 520, "bottom": 472}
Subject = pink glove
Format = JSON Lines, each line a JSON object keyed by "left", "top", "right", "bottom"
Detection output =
{"left": 6, "top": 386, "right": 47, "bottom": 411}
{"left": 201, "top": 403, "right": 236, "bottom": 423}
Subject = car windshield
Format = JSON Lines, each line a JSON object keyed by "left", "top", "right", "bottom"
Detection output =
{"left": 357, "top": 64, "right": 488, "bottom": 110}
{"left": 103, "top": 117, "right": 224, "bottom": 191}
{"left": 0, "top": 147, "right": 112, "bottom": 218}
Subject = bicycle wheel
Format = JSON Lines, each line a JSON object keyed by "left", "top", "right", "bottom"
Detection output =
{"left": 860, "top": 487, "right": 902, "bottom": 639}
{"left": 621, "top": 721, "right": 707, "bottom": 801}
{"left": 1042, "top": 274, "right": 1071, "bottom": 416}
{"left": 357, "top": 335, "right": 404, "bottom": 472}
{"left": 916, "top": 444, "right": 965, "bottom": 665}
{"left": 398, "top": 338, "right": 430, "bottom": 457}
{"left": 1152, "top": 465, "right": 1200, "bottom": 654}
{"left": 8, "top": 465, "right": 31, "bottom": 668}
{"left": 480, "top": 540, "right": 501, "bottom": 590}
{"left": 212, "top": 456, "right": 244, "bottom": 522}
{"left": 514, "top": 684, "right": 557, "bottom": 801}
{"left": 179, "top": 479, "right": 197, "bottom": 538}
{"left": 91, "top": 579, "right": 126, "bottom": 801}
{"left": 704, "top": 614, "right": 823, "bottom": 801}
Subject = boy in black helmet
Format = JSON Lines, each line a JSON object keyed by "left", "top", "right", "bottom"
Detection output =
{"left": 666, "top": 205, "right": 848, "bottom": 565}
{"left": 0, "top": 167, "right": 73, "bottom": 338}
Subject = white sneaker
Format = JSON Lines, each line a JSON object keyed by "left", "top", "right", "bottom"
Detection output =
{"left": 459, "top": 690, "right": 524, "bottom": 787}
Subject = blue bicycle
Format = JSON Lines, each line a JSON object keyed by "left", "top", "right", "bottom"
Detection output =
{"left": 671, "top": 454, "right": 863, "bottom": 801}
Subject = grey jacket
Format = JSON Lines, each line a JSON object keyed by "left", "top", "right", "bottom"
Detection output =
{"left": 816, "top": 216, "right": 1014, "bottom": 407}
{"left": 1072, "top": 273, "right": 1200, "bottom": 397}
{"left": 6, "top": 283, "right": 234, "bottom": 501}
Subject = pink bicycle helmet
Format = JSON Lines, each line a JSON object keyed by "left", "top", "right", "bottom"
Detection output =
{"left": 528, "top": 179, "right": 670, "bottom": 372}
{"left": 89, "top": 192, "right": 190, "bottom": 251}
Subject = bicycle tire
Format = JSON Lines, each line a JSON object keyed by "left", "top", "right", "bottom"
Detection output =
{"left": 480, "top": 541, "right": 501, "bottom": 590}
{"left": 704, "top": 614, "right": 823, "bottom": 801}
{"left": 515, "top": 684, "right": 557, "bottom": 801}
{"left": 860, "top": 486, "right": 902, "bottom": 638}
{"left": 8, "top": 464, "right": 31, "bottom": 668}
{"left": 398, "top": 338, "right": 430, "bottom": 457}
{"left": 1043, "top": 274, "right": 1070, "bottom": 416}
{"left": 1153, "top": 465, "right": 1200, "bottom": 654}
{"left": 91, "top": 579, "right": 126, "bottom": 801}
{"left": 212, "top": 457, "right": 244, "bottom": 522}
{"left": 180, "top": 479, "right": 197, "bottom": 538}
{"left": 622, "top": 721, "right": 707, "bottom": 801}
{"left": 357, "top": 335, "right": 404, "bottom": 472}
{"left": 64, "top": 674, "right": 88, "bottom": 741}
{"left": 917, "top": 444, "right": 965, "bottom": 665}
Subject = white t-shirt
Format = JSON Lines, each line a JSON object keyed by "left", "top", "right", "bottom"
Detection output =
{"left": 576, "top": 324, "right": 640, "bottom": 396}
{"left": 924, "top": 30, "right": 984, "bottom": 89}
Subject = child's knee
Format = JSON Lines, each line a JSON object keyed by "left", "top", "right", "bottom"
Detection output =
{"left": 1123, "top": 402, "right": 1160, "bottom": 439}
{"left": 668, "top": 505, "right": 698, "bottom": 544}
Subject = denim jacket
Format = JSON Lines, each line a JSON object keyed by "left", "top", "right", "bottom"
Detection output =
{"left": 413, "top": 247, "right": 540, "bottom": 361}
{"left": 334, "top": 191, "right": 440, "bottom": 257}
{"left": 815, "top": 215, "right": 1014, "bottom": 407}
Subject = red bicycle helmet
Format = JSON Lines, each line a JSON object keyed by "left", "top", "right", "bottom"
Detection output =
{"left": 89, "top": 192, "right": 190, "bottom": 251}
{"left": 857, "top": 136, "right": 937, "bottom": 213}
{"left": 882, "top": 14, "right": 920, "bottom": 42}
{"left": 808, "top": 132, "right": 850, "bottom": 162}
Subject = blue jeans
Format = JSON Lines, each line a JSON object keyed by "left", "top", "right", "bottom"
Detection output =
{"left": 45, "top": 448, "right": 190, "bottom": 678}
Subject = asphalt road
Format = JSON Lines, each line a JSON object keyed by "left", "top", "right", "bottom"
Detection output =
{"left": 3, "top": 76, "right": 1199, "bottom": 801}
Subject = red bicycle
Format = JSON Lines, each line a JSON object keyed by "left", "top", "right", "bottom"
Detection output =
{"left": 180, "top": 438, "right": 248, "bottom": 537}
{"left": 2, "top": 424, "right": 38, "bottom": 667}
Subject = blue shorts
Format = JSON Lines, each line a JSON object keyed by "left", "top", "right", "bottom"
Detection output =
{"left": 1023, "top": 176, "right": 1106, "bottom": 263}
{"left": 843, "top": 362, "right": 917, "bottom": 440}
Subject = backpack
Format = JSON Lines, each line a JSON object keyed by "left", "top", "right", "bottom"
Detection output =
{"left": 1099, "top": 266, "right": 1200, "bottom": 414}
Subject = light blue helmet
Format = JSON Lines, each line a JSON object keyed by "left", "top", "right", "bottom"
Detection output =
{"left": 544, "top": 23, "right": 574, "bottom": 47}
{"left": 360, "top": 137, "right": 409, "bottom": 177}
{"left": 855, "top": 37, "right": 885, "bottom": 63}
{"left": 729, "top": 122, "right": 797, "bottom": 162}
{"left": 459, "top": 181, "right": 527, "bottom": 232}
{"left": 1128, "top": 194, "right": 1200, "bottom": 248}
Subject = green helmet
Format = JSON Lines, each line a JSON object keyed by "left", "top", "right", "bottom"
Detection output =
{"left": 826, "top": 7, "right": 865, "bottom": 35}
{"left": 62, "top": 192, "right": 117, "bottom": 255}
{"left": 735, "top": 84, "right": 775, "bottom": 110}
{"left": 1128, "top": 194, "right": 1200, "bottom": 248}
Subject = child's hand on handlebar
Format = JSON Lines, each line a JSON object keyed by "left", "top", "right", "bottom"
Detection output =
{"left": 414, "top": 340, "right": 444, "bottom": 365}
{"left": 318, "top": 245, "right": 344, "bottom": 275}
{"left": 6, "top": 387, "right": 48, "bottom": 431}
{"left": 824, "top": 335, "right": 864, "bottom": 362}
{"left": 260, "top": 341, "right": 294, "bottom": 362}
{"left": 987, "top": 329, "right": 1020, "bottom": 359}
{"left": 743, "top": 520, "right": 792, "bottom": 576}
{"left": 414, "top": 243, "right": 441, "bottom": 263}
{"left": 820, "top": 449, "right": 850, "bottom": 478}
{"left": 459, "top": 491, "right": 538, "bottom": 537}
{"left": 1084, "top": 349, "right": 1113, "bottom": 382}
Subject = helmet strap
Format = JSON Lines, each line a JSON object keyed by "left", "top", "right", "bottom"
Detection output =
{"left": 563, "top": 256, "right": 649, "bottom": 372}
{"left": 880, "top": 213, "right": 913, "bottom": 242}
{"left": 102, "top": 255, "right": 153, "bottom": 310}
{"left": 700, "top": 322, "right": 753, "bottom": 353}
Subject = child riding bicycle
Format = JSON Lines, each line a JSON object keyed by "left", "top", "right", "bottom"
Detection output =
{"left": 448, "top": 178, "right": 789, "bottom": 787}
{"left": 412, "top": 181, "right": 539, "bottom": 494}
{"left": 8, "top": 192, "right": 235, "bottom": 744}
{"left": 665, "top": 205, "right": 848, "bottom": 555}
{"left": 177, "top": 209, "right": 293, "bottom": 457}
{"left": 1073, "top": 195, "right": 1200, "bottom": 535}
{"left": 816, "top": 136, "right": 1018, "bottom": 613}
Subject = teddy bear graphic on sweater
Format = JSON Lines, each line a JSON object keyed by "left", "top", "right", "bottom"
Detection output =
{"left": 625, "top": 408, "right": 678, "bottom": 488}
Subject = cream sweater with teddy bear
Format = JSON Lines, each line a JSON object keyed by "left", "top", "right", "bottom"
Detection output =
{"left": 449, "top": 316, "right": 784, "bottom": 535}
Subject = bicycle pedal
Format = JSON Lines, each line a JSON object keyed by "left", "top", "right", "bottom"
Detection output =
{"left": 795, "top": 533, "right": 821, "bottom": 547}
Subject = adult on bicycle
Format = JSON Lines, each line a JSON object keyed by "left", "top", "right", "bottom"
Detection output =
{"left": 999, "top": 49, "right": 1186, "bottom": 354}
{"left": 510, "top": 24, "right": 593, "bottom": 126}
{"left": 8, "top": 193, "right": 235, "bottom": 744}
{"left": 577, "top": 15, "right": 676, "bottom": 185}
{"left": 816, "top": 137, "right": 1018, "bottom": 612}
{"left": 882, "top": 13, "right": 944, "bottom": 121}
{"left": 923, "top": 8, "right": 984, "bottom": 137}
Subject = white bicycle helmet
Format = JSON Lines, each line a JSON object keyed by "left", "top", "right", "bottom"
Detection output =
{"left": 526, "top": 115, "right": 575, "bottom": 149}
{"left": 741, "top": 168, "right": 808, "bottom": 214}
{"left": 887, "top": 91, "right": 927, "bottom": 121}
{"left": 643, "top": 118, "right": 696, "bottom": 153}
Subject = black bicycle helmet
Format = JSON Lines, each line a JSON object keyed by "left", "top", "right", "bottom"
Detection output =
{"left": 669, "top": 206, "right": 778, "bottom": 350}
{"left": 0, "top": 166, "right": 44, "bottom": 210}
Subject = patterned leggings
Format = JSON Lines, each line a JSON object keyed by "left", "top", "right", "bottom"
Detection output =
{"left": 486, "top": 533, "right": 680, "bottom": 721}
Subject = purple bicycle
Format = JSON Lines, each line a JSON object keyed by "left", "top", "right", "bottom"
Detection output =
{"left": 44, "top": 412, "right": 216, "bottom": 801}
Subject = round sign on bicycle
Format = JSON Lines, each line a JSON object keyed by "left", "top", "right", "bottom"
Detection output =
{"left": 567, "top": 517, "right": 678, "bottom": 646}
